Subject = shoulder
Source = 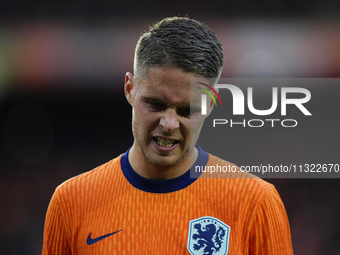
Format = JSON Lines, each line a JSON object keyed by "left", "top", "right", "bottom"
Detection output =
{"left": 54, "top": 154, "right": 123, "bottom": 199}
{"left": 198, "top": 153, "right": 276, "bottom": 199}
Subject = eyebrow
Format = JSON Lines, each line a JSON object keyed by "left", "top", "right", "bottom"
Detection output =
{"left": 143, "top": 96, "right": 165, "bottom": 104}
{"left": 142, "top": 96, "right": 200, "bottom": 111}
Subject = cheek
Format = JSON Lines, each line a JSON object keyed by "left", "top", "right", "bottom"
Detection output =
{"left": 133, "top": 107, "right": 159, "bottom": 131}
{"left": 134, "top": 100, "right": 153, "bottom": 117}
{"left": 189, "top": 115, "right": 206, "bottom": 132}
{"left": 133, "top": 101, "right": 148, "bottom": 121}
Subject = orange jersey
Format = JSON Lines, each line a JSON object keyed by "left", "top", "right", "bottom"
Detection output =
{"left": 42, "top": 146, "right": 293, "bottom": 254}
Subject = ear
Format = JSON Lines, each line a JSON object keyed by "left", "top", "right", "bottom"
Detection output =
{"left": 124, "top": 72, "right": 134, "bottom": 106}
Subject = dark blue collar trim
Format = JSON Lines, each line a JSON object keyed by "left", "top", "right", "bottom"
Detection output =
{"left": 120, "top": 146, "right": 208, "bottom": 193}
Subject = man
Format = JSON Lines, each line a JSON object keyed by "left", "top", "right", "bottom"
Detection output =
{"left": 42, "top": 17, "right": 293, "bottom": 254}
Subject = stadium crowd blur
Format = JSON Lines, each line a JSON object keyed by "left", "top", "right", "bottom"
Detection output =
{"left": 1, "top": 0, "right": 340, "bottom": 254}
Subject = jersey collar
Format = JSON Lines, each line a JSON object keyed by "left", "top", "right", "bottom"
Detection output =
{"left": 120, "top": 145, "right": 208, "bottom": 193}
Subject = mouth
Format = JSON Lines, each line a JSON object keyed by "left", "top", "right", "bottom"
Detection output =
{"left": 153, "top": 137, "right": 179, "bottom": 148}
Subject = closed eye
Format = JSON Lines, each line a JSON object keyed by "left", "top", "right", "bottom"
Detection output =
{"left": 143, "top": 97, "right": 199, "bottom": 117}
{"left": 146, "top": 100, "right": 167, "bottom": 111}
{"left": 177, "top": 107, "right": 191, "bottom": 117}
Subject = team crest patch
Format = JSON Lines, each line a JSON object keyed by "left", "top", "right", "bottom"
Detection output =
{"left": 187, "top": 216, "right": 230, "bottom": 255}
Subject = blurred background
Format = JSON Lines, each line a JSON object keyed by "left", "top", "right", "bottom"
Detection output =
{"left": 0, "top": 0, "right": 340, "bottom": 254}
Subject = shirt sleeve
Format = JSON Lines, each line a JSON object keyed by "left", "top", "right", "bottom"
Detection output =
{"left": 248, "top": 186, "right": 294, "bottom": 255}
{"left": 41, "top": 189, "right": 72, "bottom": 255}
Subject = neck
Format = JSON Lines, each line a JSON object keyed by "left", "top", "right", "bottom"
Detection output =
{"left": 128, "top": 143, "right": 198, "bottom": 180}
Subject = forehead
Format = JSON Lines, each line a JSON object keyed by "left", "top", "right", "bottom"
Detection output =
{"left": 141, "top": 67, "right": 191, "bottom": 89}
{"left": 136, "top": 67, "right": 202, "bottom": 103}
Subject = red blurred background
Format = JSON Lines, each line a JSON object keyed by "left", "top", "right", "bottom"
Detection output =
{"left": 1, "top": 2, "right": 340, "bottom": 254}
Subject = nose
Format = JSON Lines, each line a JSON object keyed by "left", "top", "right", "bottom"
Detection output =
{"left": 159, "top": 108, "right": 179, "bottom": 132}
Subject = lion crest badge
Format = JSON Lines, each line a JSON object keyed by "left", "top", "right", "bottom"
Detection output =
{"left": 187, "top": 216, "right": 230, "bottom": 255}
